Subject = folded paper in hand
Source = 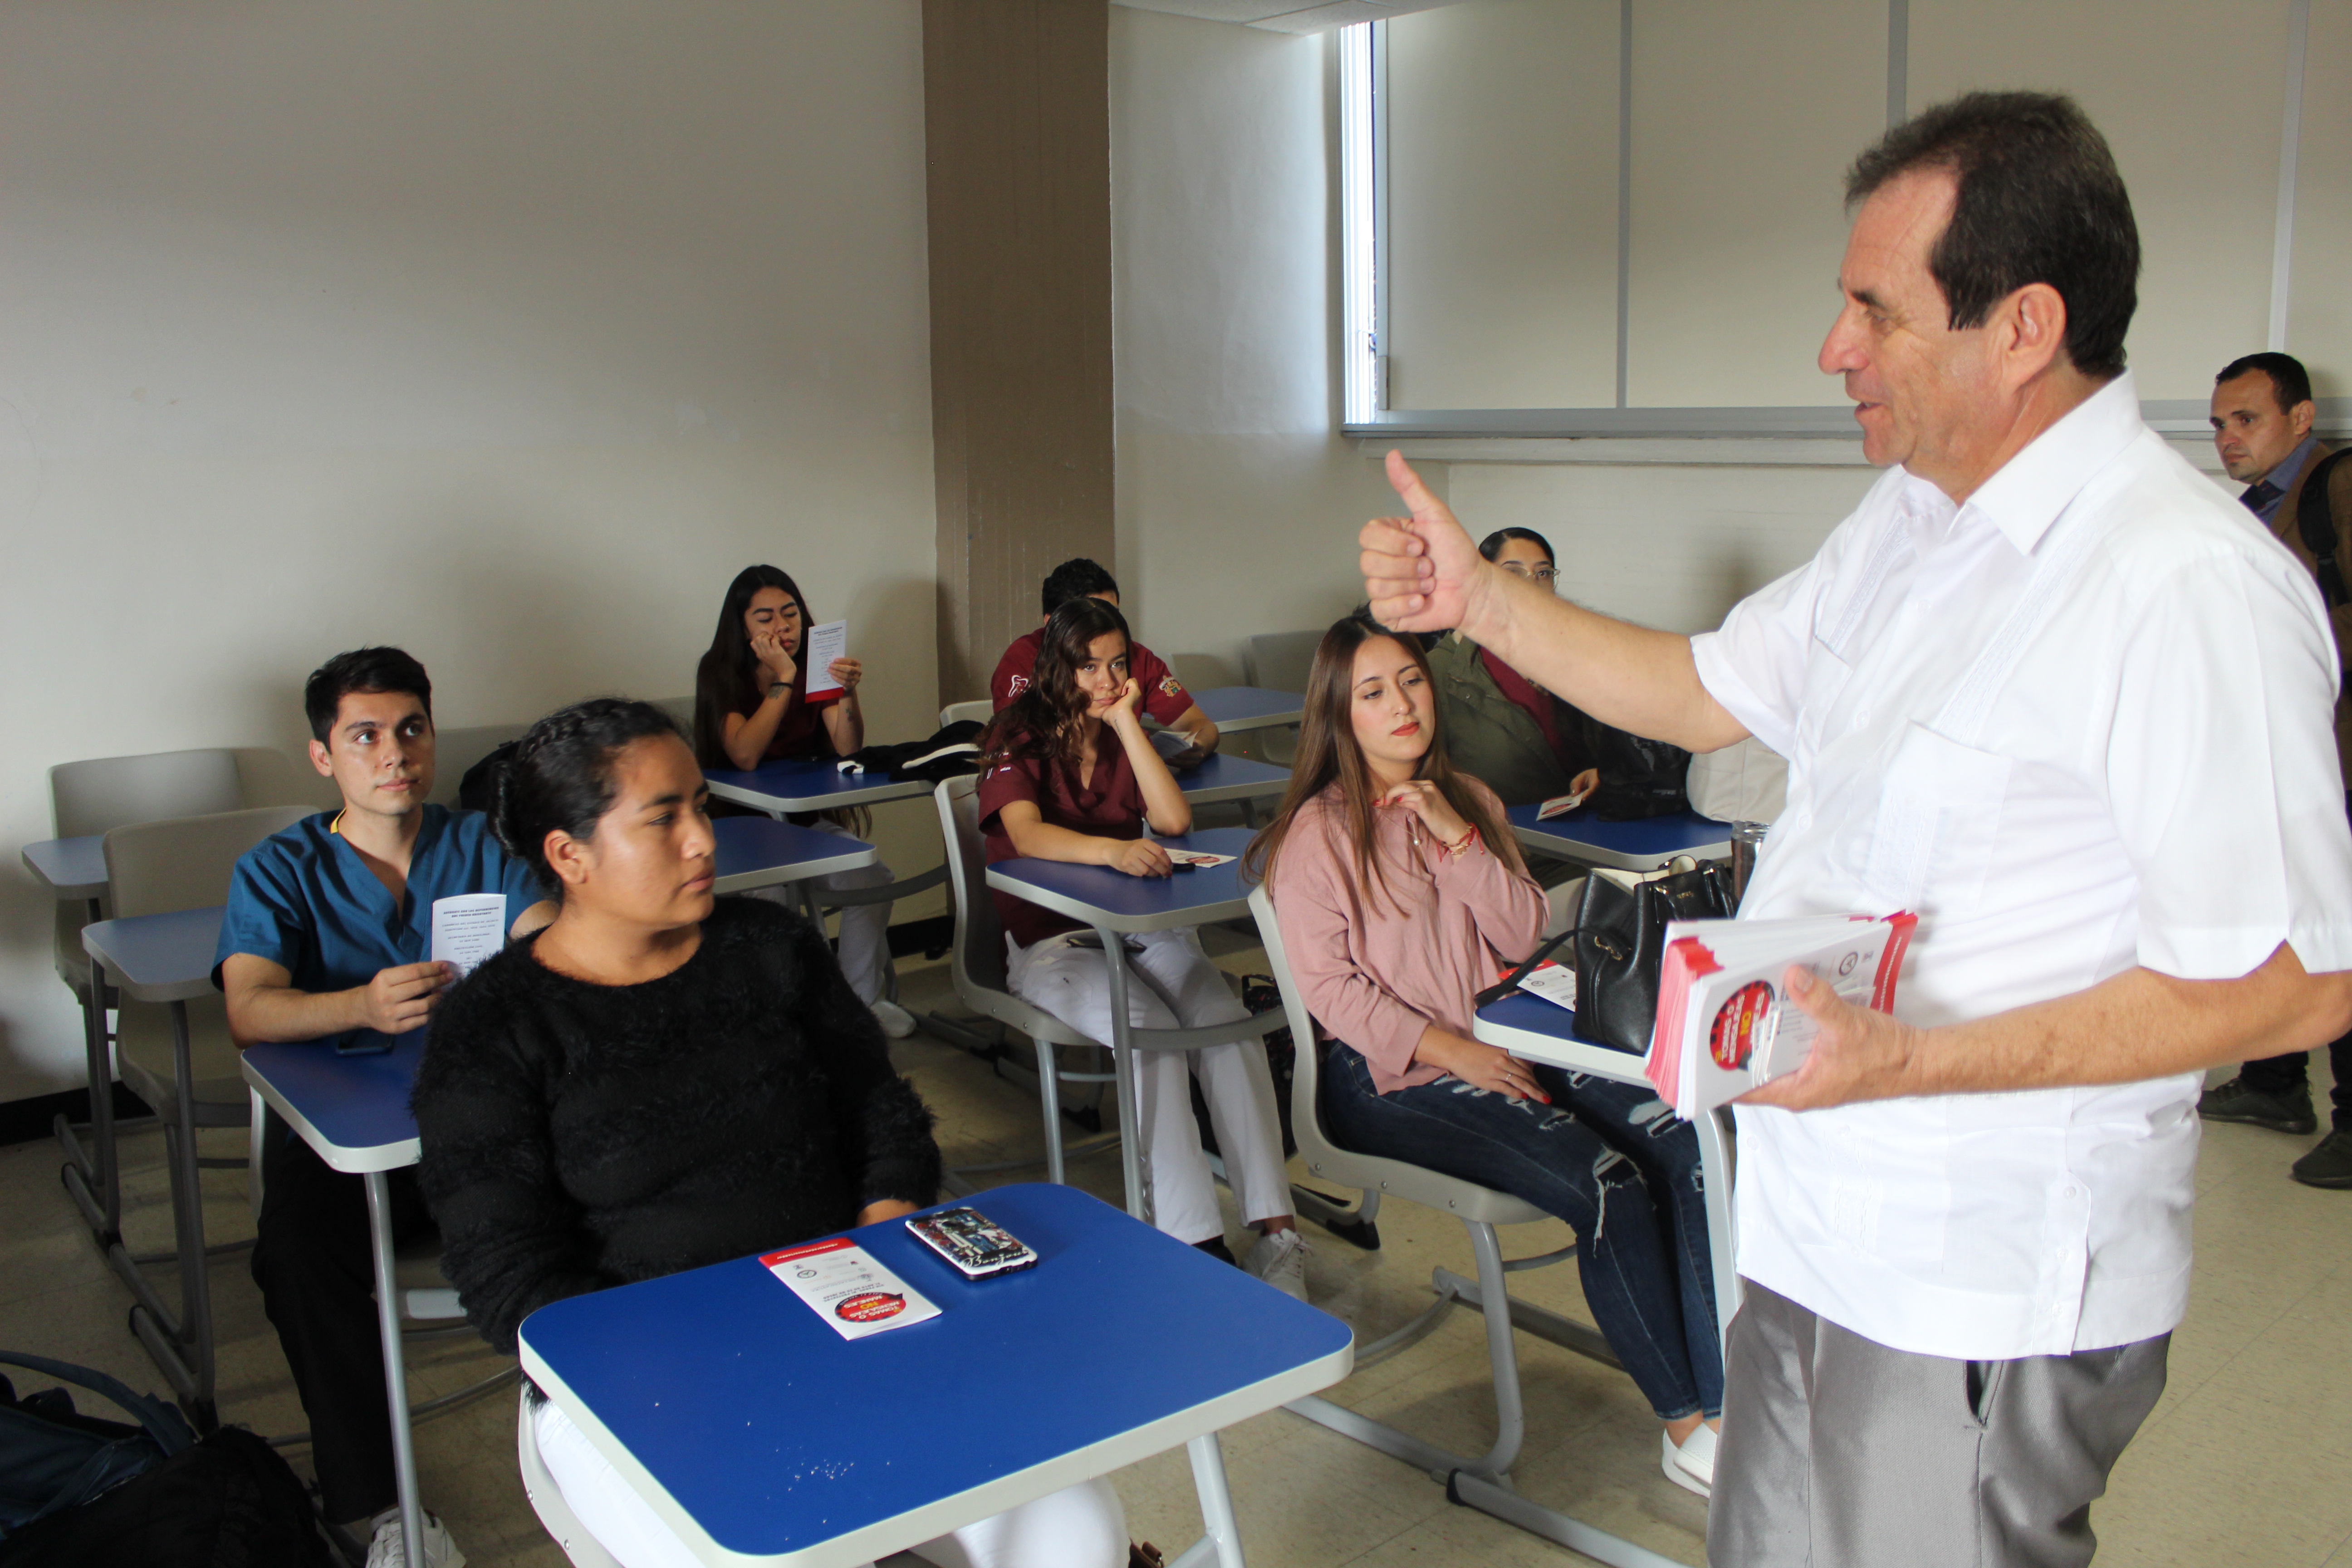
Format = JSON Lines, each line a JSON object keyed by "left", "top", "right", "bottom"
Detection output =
{"left": 1536, "top": 789, "right": 1591, "bottom": 820}
{"left": 1643, "top": 912, "right": 1917, "bottom": 1117}
{"left": 802, "top": 620, "right": 849, "bottom": 698}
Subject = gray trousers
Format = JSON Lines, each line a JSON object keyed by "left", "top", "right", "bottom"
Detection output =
{"left": 1709, "top": 1283, "right": 2169, "bottom": 1568}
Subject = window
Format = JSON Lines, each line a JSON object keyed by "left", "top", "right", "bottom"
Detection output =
{"left": 1339, "top": 0, "right": 2346, "bottom": 441}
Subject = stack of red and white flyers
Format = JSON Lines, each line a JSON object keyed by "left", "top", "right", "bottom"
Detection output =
{"left": 1643, "top": 912, "right": 1917, "bottom": 1118}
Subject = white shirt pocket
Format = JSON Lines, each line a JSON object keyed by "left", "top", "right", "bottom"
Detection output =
{"left": 1793, "top": 637, "right": 1857, "bottom": 764}
{"left": 1860, "top": 721, "right": 2012, "bottom": 914}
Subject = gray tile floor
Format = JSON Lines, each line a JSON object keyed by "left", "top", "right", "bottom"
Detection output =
{"left": 4, "top": 939, "right": 2347, "bottom": 1566}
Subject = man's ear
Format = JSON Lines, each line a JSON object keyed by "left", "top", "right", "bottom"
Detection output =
{"left": 307, "top": 739, "right": 334, "bottom": 779}
{"left": 543, "top": 829, "right": 593, "bottom": 891}
{"left": 2001, "top": 281, "right": 2070, "bottom": 386}
{"left": 2292, "top": 399, "right": 2317, "bottom": 440}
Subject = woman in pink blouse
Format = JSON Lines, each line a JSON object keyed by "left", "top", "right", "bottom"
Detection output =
{"left": 1249, "top": 614, "right": 1723, "bottom": 1497}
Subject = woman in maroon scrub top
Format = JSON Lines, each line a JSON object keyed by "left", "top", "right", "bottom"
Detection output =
{"left": 977, "top": 597, "right": 1308, "bottom": 1300}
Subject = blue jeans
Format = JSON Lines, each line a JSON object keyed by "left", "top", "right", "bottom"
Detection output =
{"left": 1322, "top": 1044, "right": 1723, "bottom": 1421}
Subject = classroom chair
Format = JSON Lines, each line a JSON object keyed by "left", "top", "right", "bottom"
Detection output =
{"left": 939, "top": 698, "right": 993, "bottom": 727}
{"left": 99, "top": 804, "right": 312, "bottom": 1427}
{"left": 1251, "top": 883, "right": 1672, "bottom": 1557}
{"left": 49, "top": 749, "right": 246, "bottom": 1252}
{"left": 930, "top": 777, "right": 1122, "bottom": 1186}
{"left": 425, "top": 723, "right": 526, "bottom": 808}
{"left": 516, "top": 1390, "right": 624, "bottom": 1568}
{"left": 1242, "top": 630, "right": 1321, "bottom": 695}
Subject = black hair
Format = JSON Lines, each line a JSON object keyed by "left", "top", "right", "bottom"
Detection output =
{"left": 303, "top": 647, "right": 433, "bottom": 745}
{"left": 1040, "top": 558, "right": 1120, "bottom": 617}
{"left": 492, "top": 698, "right": 687, "bottom": 896}
{"left": 1478, "top": 527, "right": 1556, "bottom": 565}
{"left": 981, "top": 597, "right": 1133, "bottom": 768}
{"left": 692, "top": 565, "right": 815, "bottom": 770}
{"left": 2216, "top": 352, "right": 2314, "bottom": 413}
{"left": 1845, "top": 91, "right": 2139, "bottom": 382}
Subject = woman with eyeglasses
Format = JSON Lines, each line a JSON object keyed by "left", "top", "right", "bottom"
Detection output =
{"left": 1423, "top": 528, "right": 1603, "bottom": 808}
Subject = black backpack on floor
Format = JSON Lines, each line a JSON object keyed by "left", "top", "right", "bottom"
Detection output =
{"left": 0, "top": 1353, "right": 332, "bottom": 1568}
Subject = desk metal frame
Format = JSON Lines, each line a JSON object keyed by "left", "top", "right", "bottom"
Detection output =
{"left": 983, "top": 831, "right": 1355, "bottom": 1241}
{"left": 24, "top": 835, "right": 158, "bottom": 1250}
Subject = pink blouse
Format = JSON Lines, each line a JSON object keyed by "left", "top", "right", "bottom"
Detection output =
{"left": 1266, "top": 780, "right": 1548, "bottom": 1093}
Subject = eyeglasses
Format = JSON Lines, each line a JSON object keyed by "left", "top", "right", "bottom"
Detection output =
{"left": 1499, "top": 563, "right": 1559, "bottom": 586}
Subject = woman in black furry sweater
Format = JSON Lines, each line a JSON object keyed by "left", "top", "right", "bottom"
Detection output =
{"left": 413, "top": 699, "right": 1124, "bottom": 1568}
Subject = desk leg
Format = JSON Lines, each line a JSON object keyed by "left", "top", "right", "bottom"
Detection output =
{"left": 1097, "top": 925, "right": 1149, "bottom": 1224}
{"left": 1698, "top": 1107, "right": 1740, "bottom": 1361}
{"left": 366, "top": 1172, "right": 425, "bottom": 1568}
{"left": 1185, "top": 1432, "right": 1246, "bottom": 1568}
{"left": 169, "top": 1000, "right": 218, "bottom": 1426}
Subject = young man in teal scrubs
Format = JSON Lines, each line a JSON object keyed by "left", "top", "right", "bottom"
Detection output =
{"left": 216, "top": 647, "right": 553, "bottom": 1568}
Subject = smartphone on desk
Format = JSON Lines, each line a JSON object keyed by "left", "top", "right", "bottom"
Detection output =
{"left": 905, "top": 1206, "right": 1039, "bottom": 1280}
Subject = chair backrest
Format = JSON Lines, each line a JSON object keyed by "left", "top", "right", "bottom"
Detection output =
{"left": 1244, "top": 631, "right": 1323, "bottom": 695}
{"left": 104, "top": 805, "right": 317, "bottom": 921}
{"left": 935, "top": 776, "right": 1010, "bottom": 996}
{"left": 939, "top": 699, "right": 993, "bottom": 727}
{"left": 1247, "top": 883, "right": 1548, "bottom": 1225}
{"left": 427, "top": 724, "right": 528, "bottom": 808}
{"left": 51, "top": 749, "right": 244, "bottom": 839}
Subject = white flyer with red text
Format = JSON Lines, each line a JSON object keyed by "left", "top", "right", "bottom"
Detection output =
{"left": 760, "top": 1237, "right": 940, "bottom": 1340}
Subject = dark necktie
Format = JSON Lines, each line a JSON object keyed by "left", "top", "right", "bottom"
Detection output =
{"left": 2241, "top": 479, "right": 2282, "bottom": 518}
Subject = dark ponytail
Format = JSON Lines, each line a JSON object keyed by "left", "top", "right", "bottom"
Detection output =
{"left": 495, "top": 698, "right": 686, "bottom": 896}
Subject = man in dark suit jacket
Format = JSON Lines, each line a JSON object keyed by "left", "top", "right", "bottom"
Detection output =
{"left": 2202, "top": 351, "right": 2352, "bottom": 1188}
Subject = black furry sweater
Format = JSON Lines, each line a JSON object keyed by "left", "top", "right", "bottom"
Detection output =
{"left": 412, "top": 897, "right": 941, "bottom": 1354}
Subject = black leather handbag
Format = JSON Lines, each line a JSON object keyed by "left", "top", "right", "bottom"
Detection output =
{"left": 1571, "top": 859, "right": 1736, "bottom": 1053}
{"left": 1480, "top": 858, "right": 1736, "bottom": 1055}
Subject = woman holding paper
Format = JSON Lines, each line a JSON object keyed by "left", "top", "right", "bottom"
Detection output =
{"left": 1248, "top": 614, "right": 1723, "bottom": 1496}
{"left": 978, "top": 596, "right": 1307, "bottom": 1299}
{"left": 415, "top": 698, "right": 1127, "bottom": 1568}
{"left": 692, "top": 564, "right": 913, "bottom": 1036}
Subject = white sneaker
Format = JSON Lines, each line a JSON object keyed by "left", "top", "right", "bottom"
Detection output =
{"left": 1243, "top": 1228, "right": 1310, "bottom": 1302}
{"left": 1662, "top": 1424, "right": 1714, "bottom": 1497}
{"left": 365, "top": 1509, "right": 465, "bottom": 1568}
{"left": 870, "top": 999, "right": 918, "bottom": 1039}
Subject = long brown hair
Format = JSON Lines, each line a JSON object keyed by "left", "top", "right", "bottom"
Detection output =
{"left": 691, "top": 564, "right": 815, "bottom": 770}
{"left": 1244, "top": 614, "right": 1519, "bottom": 911}
{"left": 980, "top": 598, "right": 1133, "bottom": 768}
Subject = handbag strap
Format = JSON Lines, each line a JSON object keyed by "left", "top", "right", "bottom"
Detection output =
{"left": 1474, "top": 923, "right": 1579, "bottom": 1008}
{"left": 0, "top": 1352, "right": 195, "bottom": 1458}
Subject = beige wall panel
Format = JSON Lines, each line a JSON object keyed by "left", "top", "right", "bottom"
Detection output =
{"left": 1385, "top": 0, "right": 1622, "bottom": 410}
{"left": 924, "top": 0, "right": 1116, "bottom": 701}
{"left": 1623, "top": 0, "right": 1886, "bottom": 408}
{"left": 1909, "top": 0, "right": 2288, "bottom": 402}
{"left": 2287, "top": 0, "right": 2352, "bottom": 396}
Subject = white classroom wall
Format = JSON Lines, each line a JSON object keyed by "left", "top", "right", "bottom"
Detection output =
{"left": 0, "top": 1, "right": 940, "bottom": 1102}
{"left": 1109, "top": 7, "right": 1408, "bottom": 682}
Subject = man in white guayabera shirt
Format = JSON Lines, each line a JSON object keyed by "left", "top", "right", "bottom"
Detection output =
{"left": 1360, "top": 92, "right": 2352, "bottom": 1568}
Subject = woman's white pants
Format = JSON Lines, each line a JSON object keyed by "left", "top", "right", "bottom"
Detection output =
{"left": 752, "top": 817, "right": 896, "bottom": 1005}
{"left": 1007, "top": 927, "right": 1291, "bottom": 1245}
{"left": 532, "top": 1395, "right": 1126, "bottom": 1568}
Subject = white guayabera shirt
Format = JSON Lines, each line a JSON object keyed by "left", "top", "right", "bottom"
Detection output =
{"left": 1692, "top": 373, "right": 2352, "bottom": 1360}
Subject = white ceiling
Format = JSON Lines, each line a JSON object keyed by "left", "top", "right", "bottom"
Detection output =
{"left": 1110, "top": 0, "right": 1463, "bottom": 36}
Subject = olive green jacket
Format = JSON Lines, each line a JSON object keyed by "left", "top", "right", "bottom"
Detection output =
{"left": 1426, "top": 631, "right": 1583, "bottom": 808}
